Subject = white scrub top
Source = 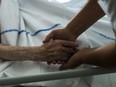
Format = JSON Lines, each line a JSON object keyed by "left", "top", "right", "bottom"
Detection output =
{"left": 98, "top": 0, "right": 116, "bottom": 31}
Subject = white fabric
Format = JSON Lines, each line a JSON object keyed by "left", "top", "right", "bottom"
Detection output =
{"left": 98, "top": 0, "right": 116, "bottom": 33}
{"left": 0, "top": 0, "right": 116, "bottom": 87}
{"left": 0, "top": 0, "right": 89, "bottom": 86}
{"left": 98, "top": 0, "right": 108, "bottom": 14}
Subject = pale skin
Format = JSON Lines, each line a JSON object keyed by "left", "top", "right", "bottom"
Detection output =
{"left": 44, "top": 0, "right": 116, "bottom": 70}
{"left": 0, "top": 0, "right": 76, "bottom": 61}
{"left": 0, "top": 41, "right": 77, "bottom": 61}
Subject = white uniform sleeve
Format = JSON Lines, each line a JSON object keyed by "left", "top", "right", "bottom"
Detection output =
{"left": 98, "top": 0, "right": 108, "bottom": 15}
{"left": 98, "top": 0, "right": 116, "bottom": 34}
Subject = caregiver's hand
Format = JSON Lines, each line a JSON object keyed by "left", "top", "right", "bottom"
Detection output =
{"left": 60, "top": 42, "right": 116, "bottom": 70}
{"left": 43, "top": 28, "right": 77, "bottom": 43}
{"left": 36, "top": 40, "right": 77, "bottom": 61}
{"left": 43, "top": 28, "right": 78, "bottom": 64}
{"left": 60, "top": 48, "right": 98, "bottom": 70}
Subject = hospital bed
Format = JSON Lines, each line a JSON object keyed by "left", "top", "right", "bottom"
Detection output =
{"left": 1, "top": 0, "right": 116, "bottom": 86}
{"left": 0, "top": 67, "right": 116, "bottom": 86}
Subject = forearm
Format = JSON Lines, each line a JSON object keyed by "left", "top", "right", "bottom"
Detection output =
{"left": 95, "top": 42, "right": 116, "bottom": 67}
{"left": 82, "top": 42, "right": 116, "bottom": 68}
{"left": 0, "top": 44, "right": 46, "bottom": 61}
{"left": 66, "top": 0, "right": 105, "bottom": 38}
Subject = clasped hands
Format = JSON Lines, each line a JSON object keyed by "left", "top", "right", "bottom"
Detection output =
{"left": 40, "top": 39, "right": 80, "bottom": 70}
{"left": 42, "top": 28, "right": 88, "bottom": 70}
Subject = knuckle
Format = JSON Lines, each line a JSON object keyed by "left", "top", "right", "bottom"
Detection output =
{"left": 54, "top": 40, "right": 59, "bottom": 44}
{"left": 55, "top": 40, "right": 60, "bottom": 43}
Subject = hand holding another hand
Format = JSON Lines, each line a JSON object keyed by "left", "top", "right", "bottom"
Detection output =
{"left": 43, "top": 28, "right": 78, "bottom": 64}
{"left": 43, "top": 28, "right": 77, "bottom": 43}
{"left": 38, "top": 40, "right": 77, "bottom": 61}
{"left": 59, "top": 48, "right": 92, "bottom": 70}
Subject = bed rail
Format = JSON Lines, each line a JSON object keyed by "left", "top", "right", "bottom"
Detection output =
{"left": 0, "top": 67, "right": 116, "bottom": 86}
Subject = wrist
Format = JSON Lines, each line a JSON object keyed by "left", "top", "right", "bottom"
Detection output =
{"left": 81, "top": 48, "right": 101, "bottom": 66}
{"left": 94, "top": 43, "right": 116, "bottom": 67}
{"left": 30, "top": 46, "right": 47, "bottom": 61}
{"left": 63, "top": 27, "right": 78, "bottom": 41}
{"left": 66, "top": 25, "right": 80, "bottom": 38}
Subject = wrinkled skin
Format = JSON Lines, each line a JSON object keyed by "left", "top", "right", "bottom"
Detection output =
{"left": 35, "top": 40, "right": 77, "bottom": 61}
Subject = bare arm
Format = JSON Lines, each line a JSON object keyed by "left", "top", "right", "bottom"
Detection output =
{"left": 60, "top": 42, "right": 116, "bottom": 70}
{"left": 44, "top": 0, "right": 106, "bottom": 43}
{"left": 0, "top": 40, "right": 76, "bottom": 61}
{"left": 0, "top": 44, "right": 46, "bottom": 61}
{"left": 0, "top": 27, "right": 56, "bottom": 61}
{"left": 78, "top": 42, "right": 116, "bottom": 68}
{"left": 66, "top": 0, "right": 105, "bottom": 38}
{"left": 92, "top": 42, "right": 116, "bottom": 68}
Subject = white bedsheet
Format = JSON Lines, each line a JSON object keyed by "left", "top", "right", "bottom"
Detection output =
{"left": 0, "top": 0, "right": 116, "bottom": 87}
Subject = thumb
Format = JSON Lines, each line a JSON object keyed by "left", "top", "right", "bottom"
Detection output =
{"left": 43, "top": 32, "right": 54, "bottom": 43}
{"left": 59, "top": 57, "right": 80, "bottom": 70}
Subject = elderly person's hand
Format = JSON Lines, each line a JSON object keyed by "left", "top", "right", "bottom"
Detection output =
{"left": 0, "top": 40, "right": 76, "bottom": 61}
{"left": 34, "top": 40, "right": 77, "bottom": 61}
{"left": 43, "top": 28, "right": 78, "bottom": 64}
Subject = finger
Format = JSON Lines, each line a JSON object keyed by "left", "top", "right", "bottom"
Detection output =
{"left": 62, "top": 47, "right": 75, "bottom": 54}
{"left": 73, "top": 47, "right": 79, "bottom": 52}
{"left": 59, "top": 54, "right": 71, "bottom": 60}
{"left": 51, "top": 61, "right": 57, "bottom": 64}
{"left": 47, "top": 61, "right": 52, "bottom": 65}
{"left": 56, "top": 61, "right": 62, "bottom": 64}
{"left": 58, "top": 40, "right": 77, "bottom": 48}
{"left": 43, "top": 31, "right": 54, "bottom": 43}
